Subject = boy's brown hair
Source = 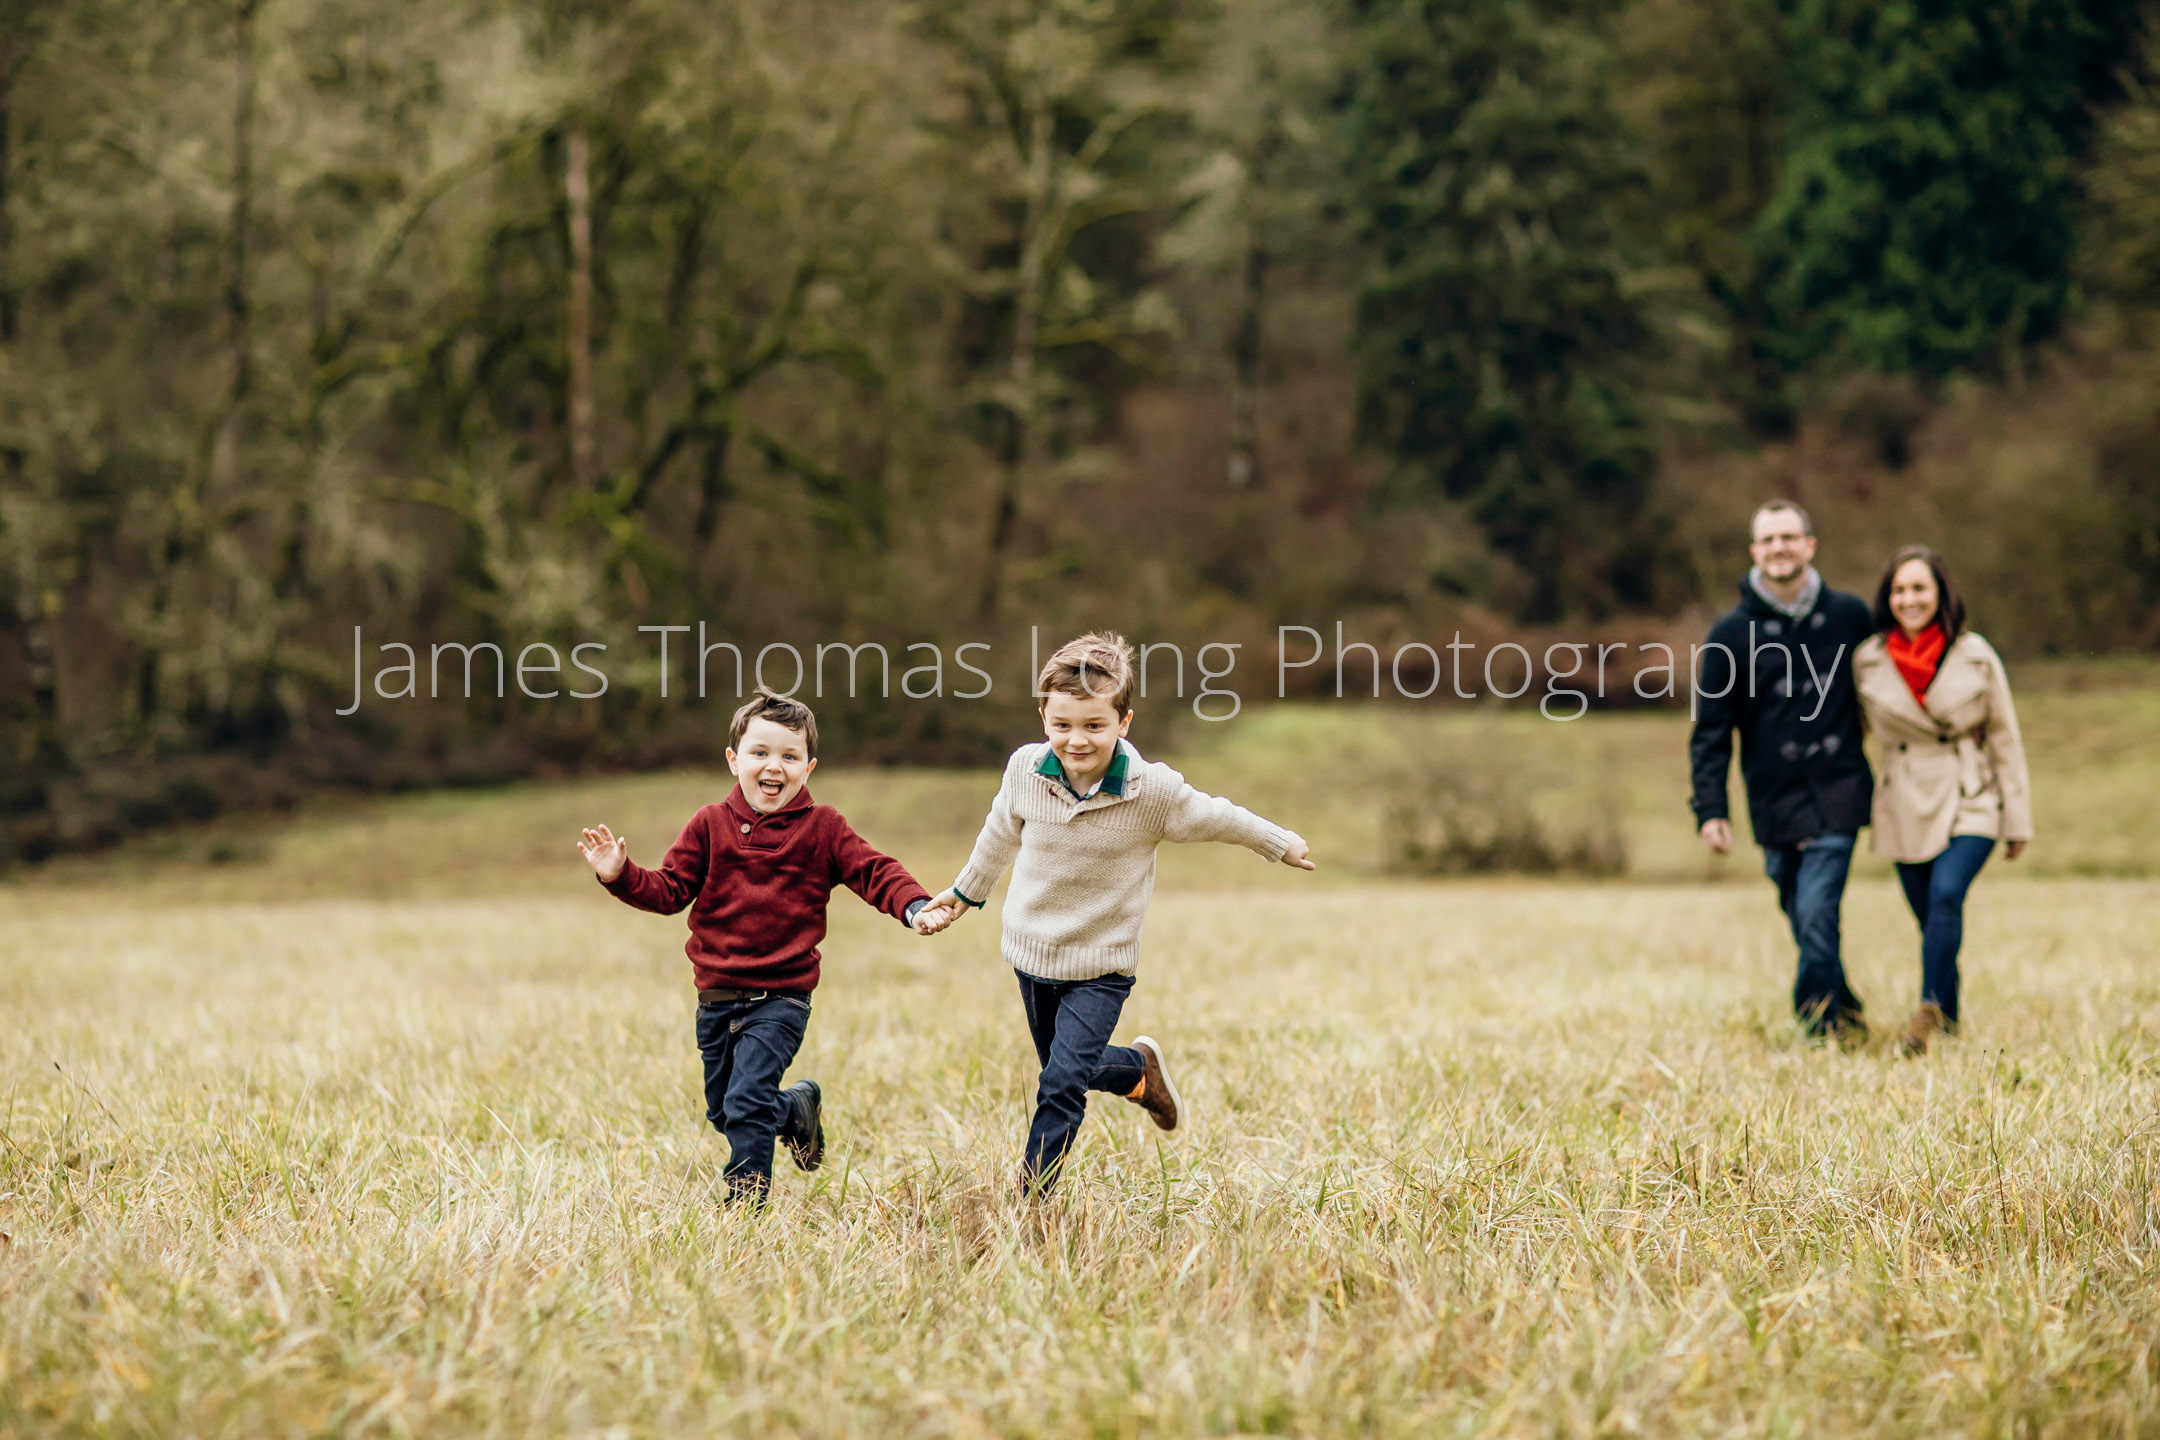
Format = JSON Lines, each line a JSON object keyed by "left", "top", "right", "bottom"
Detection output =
{"left": 729, "top": 688, "right": 819, "bottom": 758}
{"left": 1036, "top": 631, "right": 1137, "bottom": 715}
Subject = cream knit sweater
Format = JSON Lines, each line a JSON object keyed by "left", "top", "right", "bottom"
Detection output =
{"left": 951, "top": 740, "right": 1297, "bottom": 981}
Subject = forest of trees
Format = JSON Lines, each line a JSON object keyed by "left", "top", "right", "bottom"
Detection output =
{"left": 3, "top": 0, "right": 2158, "bottom": 860}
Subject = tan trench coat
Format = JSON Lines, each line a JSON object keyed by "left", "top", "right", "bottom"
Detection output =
{"left": 1853, "top": 631, "right": 2032, "bottom": 862}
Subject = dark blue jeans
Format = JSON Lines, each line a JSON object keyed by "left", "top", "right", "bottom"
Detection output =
{"left": 1895, "top": 835, "right": 1993, "bottom": 1024}
{"left": 1015, "top": 970, "right": 1147, "bottom": 1189}
{"left": 695, "top": 992, "right": 812, "bottom": 1202}
{"left": 1761, "top": 831, "right": 1863, "bottom": 1031}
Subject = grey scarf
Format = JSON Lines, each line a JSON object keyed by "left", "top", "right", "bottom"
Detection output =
{"left": 1748, "top": 564, "right": 1821, "bottom": 620}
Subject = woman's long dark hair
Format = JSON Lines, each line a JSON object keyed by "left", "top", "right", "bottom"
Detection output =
{"left": 1871, "top": 545, "right": 1965, "bottom": 642}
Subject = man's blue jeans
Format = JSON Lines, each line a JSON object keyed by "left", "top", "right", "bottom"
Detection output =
{"left": 1761, "top": 831, "right": 1863, "bottom": 1032}
{"left": 1015, "top": 970, "right": 1146, "bottom": 1189}
{"left": 1895, "top": 834, "right": 1994, "bottom": 1024}
{"left": 695, "top": 992, "right": 812, "bottom": 1203}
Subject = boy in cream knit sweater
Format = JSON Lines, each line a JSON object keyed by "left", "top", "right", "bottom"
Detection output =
{"left": 915, "top": 631, "right": 1314, "bottom": 1191}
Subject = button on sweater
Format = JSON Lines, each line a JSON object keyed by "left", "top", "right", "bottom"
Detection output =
{"left": 599, "top": 785, "right": 930, "bottom": 994}
{"left": 952, "top": 740, "right": 1297, "bottom": 982}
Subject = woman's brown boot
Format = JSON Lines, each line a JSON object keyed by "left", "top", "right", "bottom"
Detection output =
{"left": 1898, "top": 1002, "right": 1949, "bottom": 1057}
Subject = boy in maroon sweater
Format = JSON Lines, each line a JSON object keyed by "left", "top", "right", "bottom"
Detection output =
{"left": 578, "top": 689, "right": 932, "bottom": 1203}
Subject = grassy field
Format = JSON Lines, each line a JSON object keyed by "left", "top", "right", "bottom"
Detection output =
{"left": 6, "top": 678, "right": 2160, "bottom": 1437}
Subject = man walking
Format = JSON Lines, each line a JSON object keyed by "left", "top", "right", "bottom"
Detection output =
{"left": 1692, "top": 501, "right": 1876, "bottom": 1040}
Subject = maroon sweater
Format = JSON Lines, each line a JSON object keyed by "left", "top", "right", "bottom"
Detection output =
{"left": 599, "top": 785, "right": 930, "bottom": 993}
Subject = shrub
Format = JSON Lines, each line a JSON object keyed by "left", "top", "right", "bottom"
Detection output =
{"left": 1382, "top": 722, "right": 1628, "bottom": 876}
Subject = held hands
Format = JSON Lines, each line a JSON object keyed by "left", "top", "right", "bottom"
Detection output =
{"left": 578, "top": 824, "right": 628, "bottom": 882}
{"left": 1281, "top": 835, "right": 1316, "bottom": 871}
{"left": 913, "top": 888, "right": 969, "bottom": 935}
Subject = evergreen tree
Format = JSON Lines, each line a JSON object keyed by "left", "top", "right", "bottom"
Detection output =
{"left": 1751, "top": 0, "right": 2139, "bottom": 377}
{"left": 1613, "top": 0, "right": 1790, "bottom": 429}
{"left": 2080, "top": 18, "right": 2160, "bottom": 325}
{"left": 1345, "top": 0, "right": 1663, "bottom": 621}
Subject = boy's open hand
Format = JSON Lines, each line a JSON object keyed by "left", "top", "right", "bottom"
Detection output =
{"left": 1281, "top": 835, "right": 1316, "bottom": 871}
{"left": 578, "top": 824, "right": 628, "bottom": 882}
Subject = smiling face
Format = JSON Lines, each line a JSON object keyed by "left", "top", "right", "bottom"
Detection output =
{"left": 727, "top": 716, "right": 817, "bottom": 813}
{"left": 1750, "top": 506, "right": 1817, "bottom": 584}
{"left": 1889, "top": 556, "right": 1940, "bottom": 636}
{"left": 1040, "top": 690, "right": 1131, "bottom": 791}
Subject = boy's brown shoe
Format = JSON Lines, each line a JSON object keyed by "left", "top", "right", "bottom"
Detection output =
{"left": 1898, "top": 1003, "right": 1949, "bottom": 1057}
{"left": 1128, "top": 1036, "right": 1182, "bottom": 1133}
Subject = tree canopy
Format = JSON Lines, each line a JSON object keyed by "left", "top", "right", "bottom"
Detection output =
{"left": 1, "top": 0, "right": 2155, "bottom": 858}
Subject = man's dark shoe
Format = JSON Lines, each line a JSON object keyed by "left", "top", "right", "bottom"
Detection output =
{"left": 781, "top": 1080, "right": 824, "bottom": 1171}
{"left": 1800, "top": 1000, "right": 1868, "bottom": 1048}
{"left": 1127, "top": 1036, "right": 1182, "bottom": 1133}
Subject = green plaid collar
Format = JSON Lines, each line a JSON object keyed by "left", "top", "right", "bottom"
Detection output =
{"left": 1036, "top": 738, "right": 1131, "bottom": 798}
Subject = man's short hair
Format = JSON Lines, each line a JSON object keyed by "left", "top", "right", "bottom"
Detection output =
{"left": 1036, "top": 630, "right": 1137, "bottom": 715}
{"left": 1751, "top": 500, "right": 1813, "bottom": 539}
{"left": 729, "top": 688, "right": 818, "bottom": 758}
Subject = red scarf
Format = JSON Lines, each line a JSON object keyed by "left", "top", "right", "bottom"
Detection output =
{"left": 1885, "top": 623, "right": 1946, "bottom": 705}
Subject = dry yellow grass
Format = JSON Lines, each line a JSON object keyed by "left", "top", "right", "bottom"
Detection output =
{"left": 5, "top": 700, "right": 2160, "bottom": 1437}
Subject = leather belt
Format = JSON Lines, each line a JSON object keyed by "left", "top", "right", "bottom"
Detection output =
{"left": 697, "top": 987, "right": 771, "bottom": 1007}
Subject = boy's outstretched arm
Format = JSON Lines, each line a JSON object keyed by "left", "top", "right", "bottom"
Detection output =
{"left": 829, "top": 820, "right": 934, "bottom": 931}
{"left": 926, "top": 752, "right": 1029, "bottom": 928}
{"left": 1161, "top": 779, "right": 1315, "bottom": 870}
{"left": 582, "top": 812, "right": 710, "bottom": 914}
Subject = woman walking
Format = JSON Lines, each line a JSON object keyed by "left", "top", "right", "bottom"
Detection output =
{"left": 1854, "top": 546, "right": 2032, "bottom": 1056}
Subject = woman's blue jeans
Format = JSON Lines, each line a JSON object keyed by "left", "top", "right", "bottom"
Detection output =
{"left": 1895, "top": 834, "right": 1994, "bottom": 1024}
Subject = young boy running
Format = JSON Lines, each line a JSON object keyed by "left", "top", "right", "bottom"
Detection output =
{"left": 579, "top": 689, "right": 932, "bottom": 1204}
{"left": 916, "top": 631, "right": 1314, "bottom": 1192}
